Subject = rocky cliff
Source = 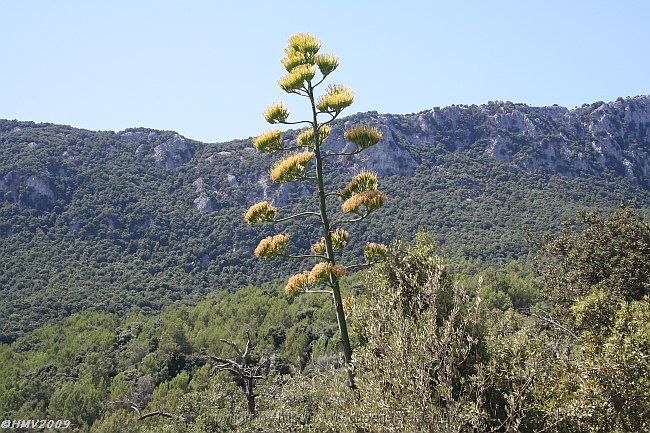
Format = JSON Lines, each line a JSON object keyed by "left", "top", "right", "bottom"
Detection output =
{"left": 2, "top": 96, "right": 648, "bottom": 213}
{"left": 326, "top": 95, "right": 649, "bottom": 186}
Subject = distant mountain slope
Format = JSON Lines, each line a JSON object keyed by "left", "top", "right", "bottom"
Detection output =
{"left": 1, "top": 96, "right": 648, "bottom": 341}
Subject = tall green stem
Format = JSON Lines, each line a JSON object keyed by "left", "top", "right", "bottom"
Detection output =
{"left": 308, "top": 82, "right": 354, "bottom": 387}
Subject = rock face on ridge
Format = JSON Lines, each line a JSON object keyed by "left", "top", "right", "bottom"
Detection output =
{"left": 349, "top": 95, "right": 649, "bottom": 187}
{"left": 0, "top": 170, "right": 56, "bottom": 209}
{"left": 152, "top": 134, "right": 193, "bottom": 169}
{"left": 234, "top": 95, "right": 649, "bottom": 188}
{"left": 1, "top": 95, "right": 649, "bottom": 216}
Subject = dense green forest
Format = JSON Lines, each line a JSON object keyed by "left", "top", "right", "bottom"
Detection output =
{"left": 0, "top": 207, "right": 647, "bottom": 432}
{"left": 1, "top": 103, "right": 648, "bottom": 341}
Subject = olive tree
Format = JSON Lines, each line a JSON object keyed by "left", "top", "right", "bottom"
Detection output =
{"left": 244, "top": 33, "right": 388, "bottom": 385}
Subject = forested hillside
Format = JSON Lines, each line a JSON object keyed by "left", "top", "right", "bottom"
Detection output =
{"left": 1, "top": 96, "right": 649, "bottom": 341}
{"left": 0, "top": 208, "right": 647, "bottom": 432}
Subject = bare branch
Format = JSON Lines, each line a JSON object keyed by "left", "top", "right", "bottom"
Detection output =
{"left": 275, "top": 173, "right": 317, "bottom": 184}
{"left": 345, "top": 261, "right": 378, "bottom": 271}
{"left": 331, "top": 210, "right": 373, "bottom": 228}
{"left": 280, "top": 253, "right": 328, "bottom": 260}
{"left": 323, "top": 148, "right": 362, "bottom": 158}
{"left": 219, "top": 339, "right": 244, "bottom": 359}
{"left": 208, "top": 355, "right": 238, "bottom": 365}
{"left": 288, "top": 88, "right": 309, "bottom": 97}
{"left": 243, "top": 331, "right": 252, "bottom": 361}
{"left": 277, "top": 145, "right": 306, "bottom": 153}
{"left": 528, "top": 309, "right": 579, "bottom": 339}
{"left": 107, "top": 398, "right": 185, "bottom": 422}
{"left": 311, "top": 76, "right": 326, "bottom": 88}
{"left": 138, "top": 410, "right": 185, "bottom": 422}
{"left": 271, "top": 211, "right": 321, "bottom": 223}
{"left": 322, "top": 111, "right": 341, "bottom": 125}
{"left": 305, "top": 289, "right": 334, "bottom": 295}
{"left": 107, "top": 398, "right": 141, "bottom": 417}
{"left": 279, "top": 119, "right": 313, "bottom": 126}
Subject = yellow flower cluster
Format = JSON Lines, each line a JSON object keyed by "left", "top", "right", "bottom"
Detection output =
{"left": 278, "top": 64, "right": 315, "bottom": 93}
{"left": 270, "top": 151, "right": 314, "bottom": 183}
{"left": 316, "top": 85, "right": 354, "bottom": 113}
{"left": 310, "top": 229, "right": 349, "bottom": 254}
{"left": 342, "top": 296, "right": 355, "bottom": 312}
{"left": 263, "top": 103, "right": 289, "bottom": 124}
{"left": 244, "top": 201, "right": 277, "bottom": 223}
{"left": 344, "top": 125, "right": 382, "bottom": 149}
{"left": 254, "top": 234, "right": 288, "bottom": 259}
{"left": 285, "top": 271, "right": 310, "bottom": 295}
{"left": 309, "top": 262, "right": 346, "bottom": 284}
{"left": 253, "top": 129, "right": 283, "bottom": 153}
{"left": 340, "top": 171, "right": 378, "bottom": 200}
{"left": 280, "top": 33, "right": 320, "bottom": 73}
{"left": 310, "top": 239, "right": 325, "bottom": 254}
{"left": 341, "top": 190, "right": 387, "bottom": 214}
{"left": 281, "top": 50, "right": 311, "bottom": 72}
{"left": 364, "top": 242, "right": 389, "bottom": 262}
{"left": 287, "top": 33, "right": 321, "bottom": 55}
{"left": 280, "top": 34, "right": 337, "bottom": 83}
{"left": 297, "top": 125, "right": 331, "bottom": 147}
{"left": 315, "top": 53, "right": 339, "bottom": 76}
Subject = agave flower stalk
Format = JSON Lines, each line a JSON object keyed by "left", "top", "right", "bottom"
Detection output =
{"left": 246, "top": 33, "right": 389, "bottom": 388}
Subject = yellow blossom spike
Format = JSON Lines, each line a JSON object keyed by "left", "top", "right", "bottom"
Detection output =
{"left": 244, "top": 201, "right": 277, "bottom": 223}
{"left": 278, "top": 65, "right": 315, "bottom": 93}
{"left": 253, "top": 129, "right": 283, "bottom": 153}
{"left": 287, "top": 33, "right": 321, "bottom": 55}
{"left": 344, "top": 125, "right": 382, "bottom": 149}
{"left": 341, "top": 190, "right": 387, "bottom": 214}
{"left": 316, "top": 84, "right": 354, "bottom": 113}
{"left": 281, "top": 49, "right": 313, "bottom": 72}
{"left": 364, "top": 242, "right": 388, "bottom": 262}
{"left": 310, "top": 238, "right": 325, "bottom": 254}
{"left": 310, "top": 229, "right": 349, "bottom": 254}
{"left": 254, "top": 234, "right": 289, "bottom": 259}
{"left": 340, "top": 171, "right": 378, "bottom": 200}
{"left": 296, "top": 125, "right": 331, "bottom": 147}
{"left": 270, "top": 151, "right": 314, "bottom": 183}
{"left": 293, "top": 64, "right": 315, "bottom": 82}
{"left": 263, "top": 103, "right": 289, "bottom": 124}
{"left": 342, "top": 296, "right": 355, "bottom": 312}
{"left": 331, "top": 228, "right": 349, "bottom": 250}
{"left": 285, "top": 271, "right": 310, "bottom": 295}
{"left": 308, "top": 262, "right": 346, "bottom": 284}
{"left": 315, "top": 54, "right": 339, "bottom": 76}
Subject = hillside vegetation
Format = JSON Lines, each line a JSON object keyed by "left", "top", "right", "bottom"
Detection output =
{"left": 1, "top": 96, "right": 649, "bottom": 340}
{"left": 0, "top": 207, "right": 647, "bottom": 432}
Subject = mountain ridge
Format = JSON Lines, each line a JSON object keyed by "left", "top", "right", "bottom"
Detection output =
{"left": 1, "top": 95, "right": 648, "bottom": 341}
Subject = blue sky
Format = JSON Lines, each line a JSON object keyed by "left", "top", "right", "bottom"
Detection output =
{"left": 1, "top": 1, "right": 648, "bottom": 142}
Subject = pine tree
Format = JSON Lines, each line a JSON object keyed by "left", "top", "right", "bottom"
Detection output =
{"left": 245, "top": 33, "right": 388, "bottom": 385}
